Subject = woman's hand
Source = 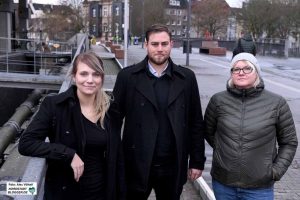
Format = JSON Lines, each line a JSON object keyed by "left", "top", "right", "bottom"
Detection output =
{"left": 71, "top": 153, "right": 84, "bottom": 182}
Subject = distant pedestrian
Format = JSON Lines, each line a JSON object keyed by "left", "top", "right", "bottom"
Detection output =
{"left": 204, "top": 53, "right": 298, "bottom": 200}
{"left": 232, "top": 32, "right": 256, "bottom": 58}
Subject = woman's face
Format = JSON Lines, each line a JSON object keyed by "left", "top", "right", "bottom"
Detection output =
{"left": 73, "top": 61, "right": 102, "bottom": 96}
{"left": 231, "top": 60, "right": 257, "bottom": 89}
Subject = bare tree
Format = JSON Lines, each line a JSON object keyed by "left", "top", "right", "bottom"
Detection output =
{"left": 59, "top": 0, "right": 83, "bottom": 9}
{"left": 191, "top": 0, "right": 230, "bottom": 39}
{"left": 240, "top": 0, "right": 267, "bottom": 39}
{"left": 241, "top": 0, "right": 298, "bottom": 39}
{"left": 42, "top": 4, "right": 84, "bottom": 40}
{"left": 130, "top": 0, "right": 167, "bottom": 37}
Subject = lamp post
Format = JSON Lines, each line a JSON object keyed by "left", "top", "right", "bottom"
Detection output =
{"left": 185, "top": 0, "right": 191, "bottom": 66}
{"left": 124, "top": 0, "right": 129, "bottom": 67}
{"left": 115, "top": 23, "right": 119, "bottom": 44}
{"left": 141, "top": 0, "right": 145, "bottom": 48}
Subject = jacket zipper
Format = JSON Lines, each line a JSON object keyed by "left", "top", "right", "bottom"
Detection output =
{"left": 239, "top": 90, "right": 246, "bottom": 180}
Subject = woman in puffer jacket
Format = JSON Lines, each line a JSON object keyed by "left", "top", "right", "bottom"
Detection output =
{"left": 204, "top": 53, "right": 298, "bottom": 200}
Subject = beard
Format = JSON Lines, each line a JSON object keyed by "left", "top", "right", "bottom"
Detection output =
{"left": 148, "top": 54, "right": 169, "bottom": 66}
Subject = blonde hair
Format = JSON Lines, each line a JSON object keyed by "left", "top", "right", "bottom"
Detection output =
{"left": 228, "top": 60, "right": 261, "bottom": 88}
{"left": 71, "top": 52, "right": 110, "bottom": 128}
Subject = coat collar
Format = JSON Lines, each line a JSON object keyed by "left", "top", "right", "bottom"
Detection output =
{"left": 54, "top": 85, "right": 78, "bottom": 105}
{"left": 227, "top": 78, "right": 265, "bottom": 97}
{"left": 132, "top": 56, "right": 186, "bottom": 109}
{"left": 132, "top": 56, "right": 186, "bottom": 78}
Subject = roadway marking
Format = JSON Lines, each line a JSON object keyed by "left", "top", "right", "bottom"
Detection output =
{"left": 197, "top": 57, "right": 300, "bottom": 94}
{"left": 264, "top": 79, "right": 300, "bottom": 93}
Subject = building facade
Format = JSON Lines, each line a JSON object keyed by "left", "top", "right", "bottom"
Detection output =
{"left": 86, "top": 0, "right": 124, "bottom": 40}
{"left": 165, "top": 0, "right": 188, "bottom": 38}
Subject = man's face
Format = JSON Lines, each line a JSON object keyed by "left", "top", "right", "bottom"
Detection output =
{"left": 145, "top": 31, "right": 173, "bottom": 68}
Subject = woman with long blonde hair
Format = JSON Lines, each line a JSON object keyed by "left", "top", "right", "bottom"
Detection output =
{"left": 19, "top": 52, "right": 125, "bottom": 200}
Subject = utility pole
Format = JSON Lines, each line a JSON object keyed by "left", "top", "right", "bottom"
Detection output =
{"left": 186, "top": 0, "right": 191, "bottom": 66}
{"left": 141, "top": 0, "right": 145, "bottom": 48}
{"left": 124, "top": 0, "right": 129, "bottom": 67}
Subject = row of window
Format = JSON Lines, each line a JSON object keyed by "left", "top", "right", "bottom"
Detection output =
{"left": 169, "top": 0, "right": 180, "bottom": 6}
{"left": 171, "top": 29, "right": 185, "bottom": 36}
{"left": 167, "top": 20, "right": 182, "bottom": 25}
{"left": 92, "top": 6, "right": 114, "bottom": 18}
{"left": 167, "top": 9, "right": 183, "bottom": 16}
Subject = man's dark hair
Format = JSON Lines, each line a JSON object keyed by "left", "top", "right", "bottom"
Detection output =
{"left": 145, "top": 24, "right": 172, "bottom": 42}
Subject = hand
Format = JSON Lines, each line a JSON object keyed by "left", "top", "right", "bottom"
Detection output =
{"left": 71, "top": 153, "right": 84, "bottom": 182}
{"left": 188, "top": 168, "right": 202, "bottom": 181}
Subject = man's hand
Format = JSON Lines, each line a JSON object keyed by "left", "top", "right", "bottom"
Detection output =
{"left": 71, "top": 153, "right": 84, "bottom": 182}
{"left": 188, "top": 168, "right": 202, "bottom": 181}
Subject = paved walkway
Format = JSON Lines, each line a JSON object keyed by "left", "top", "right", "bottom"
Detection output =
{"left": 91, "top": 43, "right": 300, "bottom": 200}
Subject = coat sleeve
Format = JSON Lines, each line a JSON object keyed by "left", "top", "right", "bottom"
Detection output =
{"left": 109, "top": 70, "right": 127, "bottom": 131}
{"left": 273, "top": 97, "right": 298, "bottom": 181}
{"left": 204, "top": 96, "right": 217, "bottom": 148}
{"left": 18, "top": 96, "right": 76, "bottom": 163}
{"left": 188, "top": 72, "right": 206, "bottom": 170}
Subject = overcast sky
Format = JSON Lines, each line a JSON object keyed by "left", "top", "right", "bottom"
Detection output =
{"left": 19, "top": 0, "right": 246, "bottom": 8}
{"left": 226, "top": 0, "right": 246, "bottom": 8}
{"left": 13, "top": 0, "right": 60, "bottom": 4}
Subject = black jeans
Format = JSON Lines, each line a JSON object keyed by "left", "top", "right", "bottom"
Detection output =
{"left": 127, "top": 164, "right": 182, "bottom": 200}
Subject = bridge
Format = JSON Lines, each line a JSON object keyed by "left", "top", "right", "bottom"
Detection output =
{"left": 0, "top": 33, "right": 208, "bottom": 199}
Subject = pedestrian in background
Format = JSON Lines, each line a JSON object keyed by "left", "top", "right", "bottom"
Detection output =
{"left": 232, "top": 32, "right": 256, "bottom": 58}
{"left": 204, "top": 53, "right": 298, "bottom": 200}
{"left": 110, "top": 24, "right": 206, "bottom": 200}
{"left": 19, "top": 52, "right": 125, "bottom": 200}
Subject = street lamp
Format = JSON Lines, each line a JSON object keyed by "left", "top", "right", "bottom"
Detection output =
{"left": 186, "top": 0, "right": 191, "bottom": 66}
{"left": 115, "top": 23, "right": 119, "bottom": 44}
{"left": 141, "top": 0, "right": 145, "bottom": 48}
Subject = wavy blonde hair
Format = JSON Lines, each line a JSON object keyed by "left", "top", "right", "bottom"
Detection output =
{"left": 71, "top": 52, "right": 110, "bottom": 128}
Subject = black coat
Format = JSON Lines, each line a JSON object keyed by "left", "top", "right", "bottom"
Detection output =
{"left": 19, "top": 86, "right": 125, "bottom": 200}
{"left": 111, "top": 57, "right": 206, "bottom": 193}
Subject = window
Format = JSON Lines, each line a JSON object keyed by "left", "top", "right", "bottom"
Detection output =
{"left": 177, "top": 30, "right": 181, "bottom": 35}
{"left": 93, "top": 24, "right": 96, "bottom": 33}
{"left": 171, "top": 29, "right": 175, "bottom": 35}
{"left": 92, "top": 8, "right": 96, "bottom": 17}
{"left": 103, "top": 6, "right": 108, "bottom": 17}
{"left": 172, "top": 20, "right": 176, "bottom": 25}
{"left": 115, "top": 6, "right": 119, "bottom": 16}
{"left": 169, "top": 0, "right": 180, "bottom": 6}
{"left": 177, "top": 20, "right": 181, "bottom": 25}
{"left": 103, "top": 23, "right": 108, "bottom": 32}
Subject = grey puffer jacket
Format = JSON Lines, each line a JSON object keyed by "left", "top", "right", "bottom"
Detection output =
{"left": 204, "top": 80, "right": 298, "bottom": 188}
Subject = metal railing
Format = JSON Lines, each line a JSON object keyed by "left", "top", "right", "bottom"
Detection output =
{"left": 0, "top": 37, "right": 74, "bottom": 75}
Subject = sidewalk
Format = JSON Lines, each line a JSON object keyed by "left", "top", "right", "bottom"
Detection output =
{"left": 92, "top": 44, "right": 300, "bottom": 200}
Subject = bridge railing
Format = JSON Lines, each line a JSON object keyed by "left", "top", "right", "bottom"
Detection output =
{"left": 0, "top": 37, "right": 74, "bottom": 75}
